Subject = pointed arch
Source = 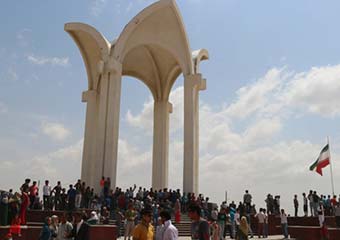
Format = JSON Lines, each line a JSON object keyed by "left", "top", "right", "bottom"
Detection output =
{"left": 65, "top": 23, "right": 111, "bottom": 90}
{"left": 113, "top": 0, "right": 193, "bottom": 77}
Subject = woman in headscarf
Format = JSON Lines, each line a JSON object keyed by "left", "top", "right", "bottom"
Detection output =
{"left": 39, "top": 217, "right": 52, "bottom": 240}
{"left": 50, "top": 215, "right": 59, "bottom": 240}
{"left": 174, "top": 199, "right": 181, "bottom": 224}
{"left": 8, "top": 192, "right": 21, "bottom": 225}
{"left": 87, "top": 211, "right": 99, "bottom": 225}
{"left": 237, "top": 216, "right": 249, "bottom": 240}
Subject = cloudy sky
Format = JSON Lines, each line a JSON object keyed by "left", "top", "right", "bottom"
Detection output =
{"left": 1, "top": 0, "right": 340, "bottom": 215}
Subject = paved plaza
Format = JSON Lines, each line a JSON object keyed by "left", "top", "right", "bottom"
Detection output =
{"left": 178, "top": 237, "right": 292, "bottom": 240}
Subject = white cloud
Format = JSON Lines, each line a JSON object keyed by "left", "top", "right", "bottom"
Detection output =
{"left": 125, "top": 86, "right": 184, "bottom": 134}
{"left": 27, "top": 55, "right": 69, "bottom": 67}
{"left": 243, "top": 117, "right": 282, "bottom": 145}
{"left": 41, "top": 122, "right": 71, "bottom": 141}
{"left": 27, "top": 140, "right": 83, "bottom": 185}
{"left": 0, "top": 140, "right": 83, "bottom": 191}
{"left": 284, "top": 65, "right": 340, "bottom": 117}
{"left": 225, "top": 68, "right": 285, "bottom": 119}
{"left": 126, "top": 96, "right": 154, "bottom": 133}
{"left": 0, "top": 102, "right": 8, "bottom": 114}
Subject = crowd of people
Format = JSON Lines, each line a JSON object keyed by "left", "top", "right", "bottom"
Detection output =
{"left": 2, "top": 178, "right": 340, "bottom": 240}
{"left": 293, "top": 190, "right": 340, "bottom": 219}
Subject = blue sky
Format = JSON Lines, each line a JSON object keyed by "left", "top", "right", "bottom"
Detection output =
{"left": 2, "top": 0, "right": 340, "bottom": 214}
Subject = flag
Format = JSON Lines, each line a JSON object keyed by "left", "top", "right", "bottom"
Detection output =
{"left": 309, "top": 144, "right": 330, "bottom": 176}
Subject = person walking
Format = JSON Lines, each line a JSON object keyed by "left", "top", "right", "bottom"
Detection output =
{"left": 160, "top": 210, "right": 178, "bottom": 240}
{"left": 188, "top": 205, "right": 210, "bottom": 240}
{"left": 132, "top": 208, "right": 154, "bottom": 240}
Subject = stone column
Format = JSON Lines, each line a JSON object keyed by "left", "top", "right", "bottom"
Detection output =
{"left": 93, "top": 58, "right": 122, "bottom": 193}
{"left": 93, "top": 71, "right": 110, "bottom": 194}
{"left": 152, "top": 100, "right": 172, "bottom": 190}
{"left": 81, "top": 90, "right": 98, "bottom": 189}
{"left": 183, "top": 74, "right": 206, "bottom": 194}
{"left": 103, "top": 58, "right": 122, "bottom": 190}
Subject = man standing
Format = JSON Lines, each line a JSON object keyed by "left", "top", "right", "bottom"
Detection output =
{"left": 52, "top": 181, "right": 62, "bottom": 210}
{"left": 188, "top": 205, "right": 210, "bottom": 240}
{"left": 74, "top": 180, "right": 82, "bottom": 209}
{"left": 255, "top": 208, "right": 265, "bottom": 238}
{"left": 308, "top": 190, "right": 314, "bottom": 216}
{"left": 312, "top": 191, "right": 320, "bottom": 217}
{"left": 302, "top": 193, "right": 308, "bottom": 217}
{"left": 67, "top": 185, "right": 76, "bottom": 211}
{"left": 280, "top": 209, "right": 288, "bottom": 239}
{"left": 71, "top": 212, "right": 89, "bottom": 240}
{"left": 294, "top": 195, "right": 299, "bottom": 217}
{"left": 263, "top": 209, "right": 269, "bottom": 238}
{"left": 132, "top": 208, "right": 154, "bottom": 240}
{"left": 43, "top": 180, "right": 51, "bottom": 210}
{"left": 243, "top": 190, "right": 252, "bottom": 212}
{"left": 125, "top": 204, "right": 137, "bottom": 240}
{"left": 20, "top": 179, "right": 30, "bottom": 193}
{"left": 29, "top": 181, "right": 38, "bottom": 209}
{"left": 160, "top": 210, "right": 178, "bottom": 240}
{"left": 334, "top": 203, "right": 340, "bottom": 228}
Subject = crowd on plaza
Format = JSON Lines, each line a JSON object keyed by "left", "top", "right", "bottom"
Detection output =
{"left": 1, "top": 178, "right": 340, "bottom": 240}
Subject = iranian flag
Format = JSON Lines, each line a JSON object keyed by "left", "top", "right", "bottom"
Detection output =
{"left": 309, "top": 144, "right": 330, "bottom": 176}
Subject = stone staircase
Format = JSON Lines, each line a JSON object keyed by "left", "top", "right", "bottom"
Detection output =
{"left": 172, "top": 214, "right": 192, "bottom": 236}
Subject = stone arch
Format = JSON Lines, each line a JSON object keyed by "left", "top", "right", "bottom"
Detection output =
{"left": 65, "top": 0, "right": 208, "bottom": 194}
{"left": 113, "top": 0, "right": 193, "bottom": 77}
{"left": 64, "top": 23, "right": 110, "bottom": 90}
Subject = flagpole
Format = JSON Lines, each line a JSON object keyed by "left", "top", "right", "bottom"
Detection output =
{"left": 328, "top": 136, "right": 335, "bottom": 196}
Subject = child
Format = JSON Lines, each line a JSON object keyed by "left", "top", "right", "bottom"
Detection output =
{"left": 211, "top": 220, "right": 220, "bottom": 240}
{"left": 9, "top": 214, "right": 21, "bottom": 237}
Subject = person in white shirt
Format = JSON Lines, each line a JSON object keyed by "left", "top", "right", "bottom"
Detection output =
{"left": 280, "top": 209, "right": 288, "bottom": 239}
{"left": 317, "top": 204, "right": 325, "bottom": 227}
{"left": 57, "top": 212, "right": 73, "bottom": 240}
{"left": 159, "top": 210, "right": 178, "bottom": 240}
{"left": 43, "top": 180, "right": 52, "bottom": 210}
{"left": 255, "top": 208, "right": 265, "bottom": 238}
{"left": 155, "top": 217, "right": 164, "bottom": 240}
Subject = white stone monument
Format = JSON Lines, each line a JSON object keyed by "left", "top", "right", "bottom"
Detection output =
{"left": 65, "top": 0, "right": 208, "bottom": 194}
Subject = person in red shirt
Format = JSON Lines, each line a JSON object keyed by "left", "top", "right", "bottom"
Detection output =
{"left": 330, "top": 195, "right": 337, "bottom": 214}
{"left": 19, "top": 191, "right": 29, "bottom": 225}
